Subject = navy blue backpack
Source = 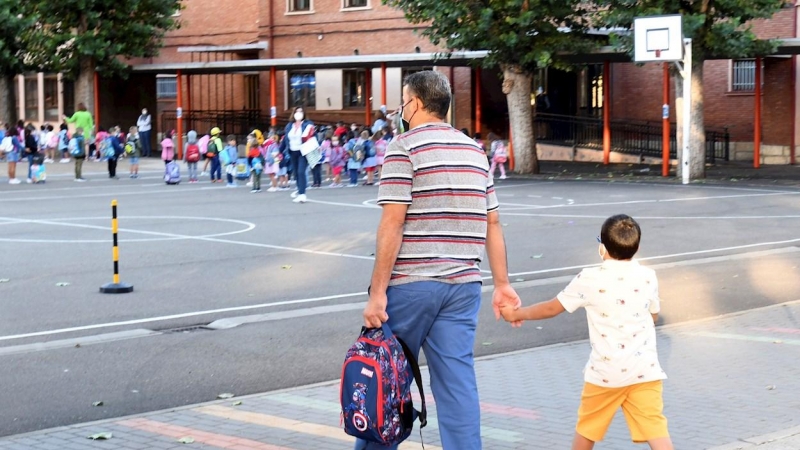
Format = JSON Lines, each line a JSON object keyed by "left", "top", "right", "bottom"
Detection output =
{"left": 340, "top": 323, "right": 427, "bottom": 445}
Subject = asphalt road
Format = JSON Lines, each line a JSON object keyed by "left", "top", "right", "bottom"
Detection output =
{"left": 2, "top": 161, "right": 800, "bottom": 436}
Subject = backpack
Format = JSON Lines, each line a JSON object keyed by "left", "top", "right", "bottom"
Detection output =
{"left": 164, "top": 161, "right": 181, "bottom": 184}
{"left": 493, "top": 141, "right": 508, "bottom": 164}
{"left": 219, "top": 147, "right": 232, "bottom": 165}
{"left": 366, "top": 141, "right": 376, "bottom": 158}
{"left": 353, "top": 141, "right": 366, "bottom": 163}
{"left": 125, "top": 142, "right": 135, "bottom": 155}
{"left": 47, "top": 132, "right": 59, "bottom": 149}
{"left": 0, "top": 136, "right": 13, "bottom": 154}
{"left": 69, "top": 138, "right": 84, "bottom": 157}
{"left": 100, "top": 137, "right": 115, "bottom": 158}
{"left": 340, "top": 324, "right": 427, "bottom": 446}
{"left": 251, "top": 157, "right": 264, "bottom": 174}
{"left": 198, "top": 135, "right": 210, "bottom": 155}
{"left": 206, "top": 140, "right": 217, "bottom": 156}
{"left": 186, "top": 143, "right": 200, "bottom": 162}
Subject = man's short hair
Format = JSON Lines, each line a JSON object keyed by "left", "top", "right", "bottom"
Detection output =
{"left": 403, "top": 70, "right": 451, "bottom": 119}
{"left": 600, "top": 214, "right": 641, "bottom": 260}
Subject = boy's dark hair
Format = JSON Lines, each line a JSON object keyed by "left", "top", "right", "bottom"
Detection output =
{"left": 47, "top": 124, "right": 54, "bottom": 131}
{"left": 60, "top": 123, "right": 68, "bottom": 131}
{"left": 600, "top": 214, "right": 641, "bottom": 260}
{"left": 226, "top": 134, "right": 236, "bottom": 142}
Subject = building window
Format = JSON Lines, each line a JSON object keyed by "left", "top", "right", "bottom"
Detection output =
{"left": 343, "top": 0, "right": 368, "bottom": 8}
{"left": 62, "top": 79, "right": 75, "bottom": 116}
{"left": 731, "top": 59, "right": 757, "bottom": 92}
{"left": 290, "top": 72, "right": 316, "bottom": 108}
{"left": 156, "top": 76, "right": 177, "bottom": 99}
{"left": 24, "top": 77, "right": 39, "bottom": 121}
{"left": 44, "top": 77, "right": 59, "bottom": 121}
{"left": 245, "top": 75, "right": 260, "bottom": 110}
{"left": 288, "top": 0, "right": 311, "bottom": 12}
{"left": 343, "top": 70, "right": 367, "bottom": 107}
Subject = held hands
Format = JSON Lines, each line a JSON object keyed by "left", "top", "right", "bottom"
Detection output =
{"left": 492, "top": 284, "right": 523, "bottom": 328}
{"left": 363, "top": 290, "right": 389, "bottom": 329}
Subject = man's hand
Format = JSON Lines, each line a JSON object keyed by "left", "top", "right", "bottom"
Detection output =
{"left": 363, "top": 290, "right": 389, "bottom": 328}
{"left": 492, "top": 284, "right": 523, "bottom": 328}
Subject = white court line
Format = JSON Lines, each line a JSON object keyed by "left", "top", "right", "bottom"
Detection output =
{"left": 41, "top": 169, "right": 163, "bottom": 179}
{"left": 546, "top": 179, "right": 799, "bottom": 194}
{"left": 0, "top": 216, "right": 376, "bottom": 261}
{"left": 496, "top": 191, "right": 798, "bottom": 211}
{"left": 507, "top": 239, "right": 800, "bottom": 277}
{"left": 0, "top": 216, "right": 256, "bottom": 243}
{"left": 0, "top": 292, "right": 368, "bottom": 342}
{"left": 307, "top": 199, "right": 380, "bottom": 209}
{"left": 0, "top": 185, "right": 211, "bottom": 202}
{"left": 503, "top": 212, "right": 800, "bottom": 220}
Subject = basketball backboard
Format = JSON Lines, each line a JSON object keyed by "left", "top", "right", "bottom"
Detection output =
{"left": 634, "top": 15, "right": 683, "bottom": 62}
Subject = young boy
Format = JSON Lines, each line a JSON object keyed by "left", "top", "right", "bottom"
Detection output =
{"left": 223, "top": 134, "right": 238, "bottom": 188}
{"left": 71, "top": 128, "right": 87, "bottom": 182}
{"left": 126, "top": 126, "right": 142, "bottom": 178}
{"left": 500, "top": 214, "right": 672, "bottom": 450}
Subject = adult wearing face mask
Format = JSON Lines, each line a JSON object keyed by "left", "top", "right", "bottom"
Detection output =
{"left": 137, "top": 108, "right": 152, "bottom": 158}
{"left": 282, "top": 106, "right": 315, "bottom": 203}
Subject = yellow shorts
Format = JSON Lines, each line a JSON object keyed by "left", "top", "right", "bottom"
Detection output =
{"left": 576, "top": 380, "right": 669, "bottom": 443}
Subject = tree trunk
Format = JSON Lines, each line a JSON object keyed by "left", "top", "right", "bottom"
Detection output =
{"left": 0, "top": 75, "right": 17, "bottom": 124}
{"left": 75, "top": 56, "right": 95, "bottom": 127}
{"left": 675, "top": 60, "right": 706, "bottom": 180}
{"left": 502, "top": 66, "right": 538, "bottom": 174}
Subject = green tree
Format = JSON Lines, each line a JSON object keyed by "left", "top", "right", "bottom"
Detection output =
{"left": 0, "top": 0, "right": 36, "bottom": 124}
{"left": 383, "top": 0, "right": 594, "bottom": 174}
{"left": 598, "top": 0, "right": 784, "bottom": 179}
{"left": 27, "top": 0, "right": 181, "bottom": 118}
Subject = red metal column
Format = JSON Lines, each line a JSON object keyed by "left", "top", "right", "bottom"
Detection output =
{"left": 176, "top": 70, "right": 183, "bottom": 160}
{"left": 754, "top": 57, "right": 762, "bottom": 169}
{"left": 365, "top": 68, "right": 372, "bottom": 126}
{"left": 381, "top": 63, "right": 387, "bottom": 108}
{"left": 270, "top": 67, "right": 277, "bottom": 127}
{"left": 93, "top": 72, "right": 100, "bottom": 128}
{"left": 662, "top": 62, "right": 671, "bottom": 177}
{"left": 475, "top": 67, "right": 482, "bottom": 134}
{"left": 602, "top": 61, "right": 611, "bottom": 165}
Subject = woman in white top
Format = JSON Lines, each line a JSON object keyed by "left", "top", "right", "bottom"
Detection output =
{"left": 137, "top": 108, "right": 152, "bottom": 158}
{"left": 282, "top": 107, "right": 315, "bottom": 203}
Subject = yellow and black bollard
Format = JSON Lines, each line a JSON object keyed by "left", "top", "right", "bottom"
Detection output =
{"left": 100, "top": 200, "right": 134, "bottom": 294}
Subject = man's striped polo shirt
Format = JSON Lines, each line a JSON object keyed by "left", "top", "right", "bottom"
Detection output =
{"left": 377, "top": 122, "right": 500, "bottom": 286}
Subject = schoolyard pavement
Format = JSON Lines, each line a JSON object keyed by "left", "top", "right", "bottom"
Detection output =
{"left": 1, "top": 300, "right": 798, "bottom": 450}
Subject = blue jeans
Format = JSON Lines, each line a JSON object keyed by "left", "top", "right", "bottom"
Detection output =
{"left": 349, "top": 169, "right": 359, "bottom": 185}
{"left": 209, "top": 156, "right": 221, "bottom": 180}
{"left": 140, "top": 130, "right": 152, "bottom": 157}
{"left": 26, "top": 153, "right": 34, "bottom": 179}
{"left": 290, "top": 150, "right": 308, "bottom": 194}
{"left": 355, "top": 281, "right": 483, "bottom": 450}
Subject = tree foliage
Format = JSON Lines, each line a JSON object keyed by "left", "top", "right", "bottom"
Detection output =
{"left": 383, "top": 0, "right": 595, "bottom": 72}
{"left": 0, "top": 0, "right": 36, "bottom": 75}
{"left": 597, "top": 0, "right": 785, "bottom": 60}
{"left": 26, "top": 0, "right": 182, "bottom": 77}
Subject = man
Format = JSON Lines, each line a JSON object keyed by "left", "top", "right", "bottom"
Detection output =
{"left": 360, "top": 70, "right": 522, "bottom": 450}
{"left": 137, "top": 108, "right": 152, "bottom": 158}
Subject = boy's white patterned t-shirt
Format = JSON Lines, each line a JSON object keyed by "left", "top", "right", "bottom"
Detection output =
{"left": 377, "top": 123, "right": 499, "bottom": 286}
{"left": 558, "top": 259, "right": 667, "bottom": 388}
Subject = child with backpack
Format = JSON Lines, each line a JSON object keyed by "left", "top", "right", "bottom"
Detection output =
{"left": 71, "top": 127, "right": 87, "bottom": 182}
{"left": 94, "top": 127, "right": 109, "bottom": 161}
{"left": 488, "top": 132, "right": 508, "bottom": 180}
{"left": 184, "top": 130, "right": 201, "bottom": 183}
{"left": 499, "top": 215, "right": 673, "bottom": 450}
{"left": 345, "top": 131, "right": 363, "bottom": 188}
{"left": 58, "top": 123, "right": 70, "bottom": 163}
{"left": 249, "top": 143, "right": 265, "bottom": 193}
{"left": 207, "top": 127, "right": 223, "bottom": 183}
{"left": 161, "top": 130, "right": 175, "bottom": 165}
{"left": 327, "top": 133, "right": 346, "bottom": 188}
{"left": 222, "top": 134, "right": 238, "bottom": 188}
{"left": 2, "top": 122, "right": 24, "bottom": 184}
{"left": 126, "top": 126, "right": 142, "bottom": 179}
{"left": 105, "top": 126, "right": 124, "bottom": 179}
{"left": 43, "top": 124, "right": 57, "bottom": 163}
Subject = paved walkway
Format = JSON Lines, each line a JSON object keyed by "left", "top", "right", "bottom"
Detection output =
{"left": 2, "top": 301, "right": 799, "bottom": 449}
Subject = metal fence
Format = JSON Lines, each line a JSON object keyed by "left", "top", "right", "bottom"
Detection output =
{"left": 161, "top": 110, "right": 288, "bottom": 140}
{"left": 534, "top": 113, "right": 729, "bottom": 163}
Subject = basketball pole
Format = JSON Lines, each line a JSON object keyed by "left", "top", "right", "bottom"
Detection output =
{"left": 680, "top": 38, "right": 692, "bottom": 185}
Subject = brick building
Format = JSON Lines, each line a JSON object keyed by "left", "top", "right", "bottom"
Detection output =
{"left": 13, "top": 0, "right": 800, "bottom": 165}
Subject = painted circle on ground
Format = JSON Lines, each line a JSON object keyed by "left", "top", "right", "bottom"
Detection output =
{"left": 0, "top": 216, "right": 256, "bottom": 243}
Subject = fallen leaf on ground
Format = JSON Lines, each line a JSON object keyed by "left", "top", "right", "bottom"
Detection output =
{"left": 515, "top": 278, "right": 525, "bottom": 282}
{"left": 87, "top": 432, "right": 113, "bottom": 440}
{"left": 0, "top": 278, "right": 9, "bottom": 283}
{"left": 502, "top": 223, "right": 509, "bottom": 227}
{"left": 177, "top": 437, "right": 195, "bottom": 444}
{"left": 232, "top": 401, "right": 243, "bottom": 406}
{"left": 774, "top": 340, "right": 783, "bottom": 344}
{"left": 532, "top": 254, "right": 544, "bottom": 259}
{"left": 281, "top": 265, "right": 292, "bottom": 270}
{"left": 536, "top": 326, "right": 543, "bottom": 330}
{"left": 74, "top": 344, "right": 81, "bottom": 348}
{"left": 217, "top": 393, "right": 235, "bottom": 399}
{"left": 92, "top": 401, "right": 103, "bottom": 407}
{"left": 482, "top": 342, "right": 492, "bottom": 346}
{"left": 766, "top": 385, "right": 777, "bottom": 390}
{"left": 56, "top": 282, "right": 70, "bottom": 287}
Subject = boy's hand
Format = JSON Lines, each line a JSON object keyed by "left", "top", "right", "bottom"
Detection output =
{"left": 498, "top": 303, "right": 518, "bottom": 322}
{"left": 492, "top": 284, "right": 523, "bottom": 328}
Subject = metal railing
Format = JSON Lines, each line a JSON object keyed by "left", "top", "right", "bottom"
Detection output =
{"left": 161, "top": 110, "right": 288, "bottom": 139}
{"left": 534, "top": 113, "right": 729, "bottom": 163}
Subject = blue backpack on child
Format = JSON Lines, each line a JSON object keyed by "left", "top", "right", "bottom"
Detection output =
{"left": 340, "top": 323, "right": 427, "bottom": 446}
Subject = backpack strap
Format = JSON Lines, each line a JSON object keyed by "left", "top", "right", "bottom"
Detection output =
{"left": 397, "top": 337, "right": 427, "bottom": 429}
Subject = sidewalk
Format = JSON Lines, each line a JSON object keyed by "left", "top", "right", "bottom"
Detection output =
{"left": 1, "top": 301, "right": 799, "bottom": 449}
